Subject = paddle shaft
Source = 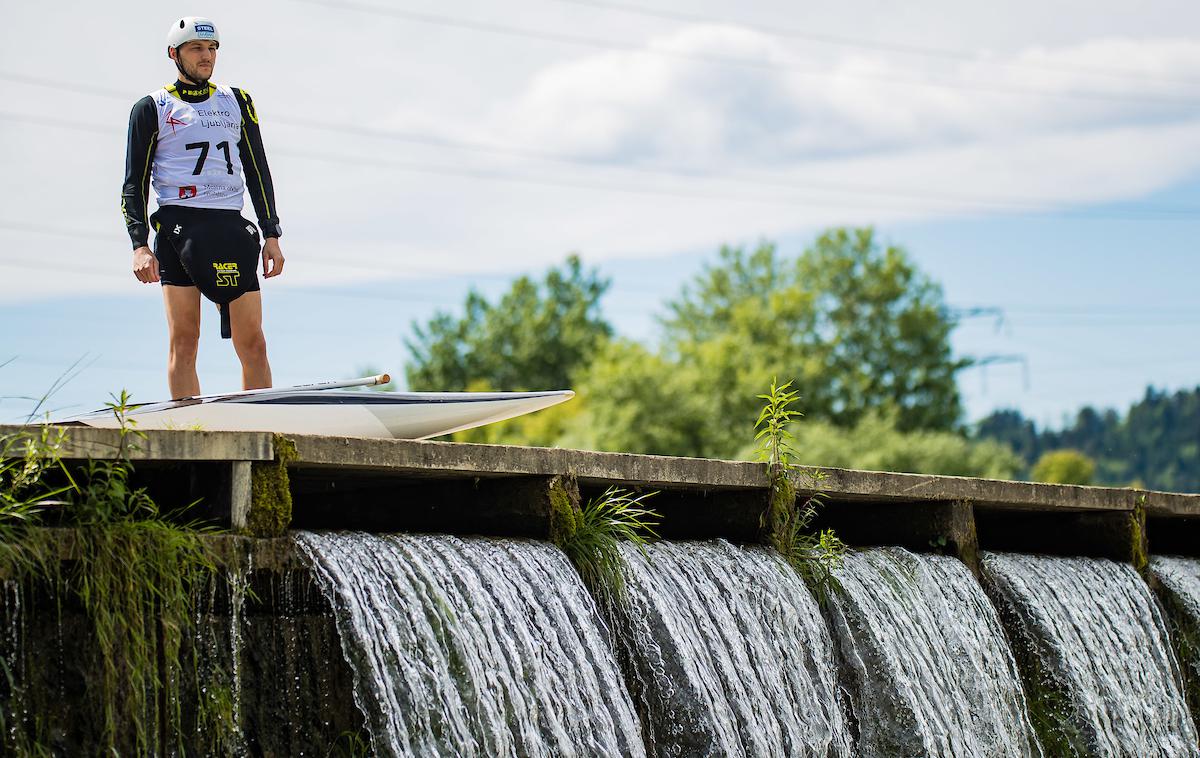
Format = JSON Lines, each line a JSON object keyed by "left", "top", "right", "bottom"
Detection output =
{"left": 179, "top": 374, "right": 392, "bottom": 402}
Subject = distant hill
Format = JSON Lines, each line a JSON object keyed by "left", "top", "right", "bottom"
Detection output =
{"left": 975, "top": 386, "right": 1200, "bottom": 494}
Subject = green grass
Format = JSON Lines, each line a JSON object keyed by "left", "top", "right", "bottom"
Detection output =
{"left": 555, "top": 486, "right": 660, "bottom": 597}
{"left": 0, "top": 390, "right": 241, "bottom": 754}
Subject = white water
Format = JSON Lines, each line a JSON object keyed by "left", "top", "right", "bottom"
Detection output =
{"left": 297, "top": 532, "right": 645, "bottom": 758}
{"left": 227, "top": 547, "right": 250, "bottom": 741}
{"left": 1153, "top": 555, "right": 1200, "bottom": 710}
{"left": 984, "top": 552, "right": 1199, "bottom": 757}
{"left": 825, "top": 547, "right": 1042, "bottom": 757}
{"left": 609, "top": 539, "right": 852, "bottom": 757}
{"left": 1153, "top": 555, "right": 1200, "bottom": 620}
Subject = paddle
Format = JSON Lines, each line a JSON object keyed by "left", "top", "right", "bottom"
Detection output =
{"left": 176, "top": 373, "right": 392, "bottom": 402}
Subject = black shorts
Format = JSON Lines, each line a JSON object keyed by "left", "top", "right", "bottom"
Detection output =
{"left": 152, "top": 205, "right": 262, "bottom": 297}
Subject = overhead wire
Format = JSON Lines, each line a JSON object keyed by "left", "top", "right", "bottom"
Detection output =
{"left": 544, "top": 0, "right": 1200, "bottom": 88}
{"left": 292, "top": 0, "right": 1200, "bottom": 106}
{"left": 2, "top": 88, "right": 1198, "bottom": 223}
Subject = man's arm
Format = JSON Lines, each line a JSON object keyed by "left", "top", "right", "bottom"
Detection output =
{"left": 232, "top": 88, "right": 282, "bottom": 239}
{"left": 121, "top": 96, "right": 158, "bottom": 250}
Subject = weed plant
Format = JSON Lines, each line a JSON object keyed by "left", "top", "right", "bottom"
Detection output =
{"left": 0, "top": 390, "right": 238, "bottom": 754}
{"left": 755, "top": 378, "right": 847, "bottom": 597}
{"left": 555, "top": 486, "right": 660, "bottom": 598}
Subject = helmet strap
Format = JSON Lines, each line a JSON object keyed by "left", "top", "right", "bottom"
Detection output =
{"left": 172, "top": 50, "right": 209, "bottom": 89}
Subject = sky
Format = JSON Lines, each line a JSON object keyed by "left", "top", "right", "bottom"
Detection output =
{"left": 2, "top": 0, "right": 1199, "bottom": 430}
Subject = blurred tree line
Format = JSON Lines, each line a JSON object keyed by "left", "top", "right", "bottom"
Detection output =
{"left": 976, "top": 388, "right": 1200, "bottom": 492}
{"left": 396, "top": 226, "right": 1196, "bottom": 491}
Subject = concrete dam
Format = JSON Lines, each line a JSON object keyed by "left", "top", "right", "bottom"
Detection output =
{"left": 3, "top": 424, "right": 1200, "bottom": 756}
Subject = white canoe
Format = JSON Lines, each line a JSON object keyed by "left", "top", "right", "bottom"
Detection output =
{"left": 64, "top": 388, "right": 575, "bottom": 440}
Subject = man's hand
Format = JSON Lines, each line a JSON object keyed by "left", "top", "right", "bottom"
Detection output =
{"left": 133, "top": 246, "right": 159, "bottom": 283}
{"left": 262, "top": 237, "right": 285, "bottom": 278}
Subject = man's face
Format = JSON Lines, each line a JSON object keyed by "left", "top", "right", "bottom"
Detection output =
{"left": 171, "top": 40, "right": 218, "bottom": 83}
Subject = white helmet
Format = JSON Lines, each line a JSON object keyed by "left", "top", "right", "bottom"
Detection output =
{"left": 165, "top": 16, "right": 220, "bottom": 56}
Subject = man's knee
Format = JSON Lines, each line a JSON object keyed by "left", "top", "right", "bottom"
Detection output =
{"left": 233, "top": 327, "right": 268, "bottom": 359}
{"left": 168, "top": 328, "right": 200, "bottom": 358}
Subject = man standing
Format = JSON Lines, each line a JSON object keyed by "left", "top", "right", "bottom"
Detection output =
{"left": 121, "top": 16, "right": 284, "bottom": 399}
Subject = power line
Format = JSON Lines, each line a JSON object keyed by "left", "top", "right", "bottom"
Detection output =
{"left": 0, "top": 105, "right": 1090, "bottom": 216}
{"left": 292, "top": 0, "right": 1200, "bottom": 107}
{"left": 545, "top": 0, "right": 1200, "bottom": 88}
{"left": 5, "top": 77, "right": 1200, "bottom": 219}
{"left": 6, "top": 107, "right": 1198, "bottom": 224}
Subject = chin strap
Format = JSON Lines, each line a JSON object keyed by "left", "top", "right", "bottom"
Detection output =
{"left": 219, "top": 303, "right": 232, "bottom": 339}
{"left": 172, "top": 53, "right": 208, "bottom": 90}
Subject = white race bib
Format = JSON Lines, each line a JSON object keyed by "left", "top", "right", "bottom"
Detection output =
{"left": 150, "top": 83, "right": 245, "bottom": 211}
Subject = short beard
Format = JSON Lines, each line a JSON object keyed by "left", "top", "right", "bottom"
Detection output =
{"left": 175, "top": 57, "right": 211, "bottom": 88}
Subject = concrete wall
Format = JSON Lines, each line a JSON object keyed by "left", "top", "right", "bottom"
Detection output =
{"left": 5, "top": 424, "right": 1194, "bottom": 562}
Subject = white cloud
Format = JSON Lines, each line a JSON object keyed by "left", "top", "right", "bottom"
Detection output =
{"left": 4, "top": 2, "right": 1200, "bottom": 304}
{"left": 490, "top": 26, "right": 1200, "bottom": 166}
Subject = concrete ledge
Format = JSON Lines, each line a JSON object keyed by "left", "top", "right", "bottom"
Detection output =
{"left": 6, "top": 425, "right": 1199, "bottom": 519}
{"left": 793, "top": 467, "right": 1152, "bottom": 513}
{"left": 285, "top": 434, "right": 768, "bottom": 490}
{"left": 1, "top": 425, "right": 273, "bottom": 462}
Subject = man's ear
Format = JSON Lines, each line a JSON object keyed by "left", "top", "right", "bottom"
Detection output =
{"left": 168, "top": 46, "right": 177, "bottom": 62}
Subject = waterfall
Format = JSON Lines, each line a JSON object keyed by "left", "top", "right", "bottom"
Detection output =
{"left": 824, "top": 547, "right": 1041, "bottom": 758}
{"left": 983, "top": 552, "right": 1198, "bottom": 756}
{"left": 607, "top": 539, "right": 852, "bottom": 758}
{"left": 296, "top": 532, "right": 644, "bottom": 758}
{"left": 1151, "top": 556, "right": 1200, "bottom": 724}
{"left": 1154, "top": 557, "right": 1200, "bottom": 617}
{"left": 1, "top": 580, "right": 24, "bottom": 748}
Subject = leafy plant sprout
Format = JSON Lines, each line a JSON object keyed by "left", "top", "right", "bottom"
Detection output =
{"left": 754, "top": 378, "right": 847, "bottom": 597}
{"left": 755, "top": 378, "right": 803, "bottom": 469}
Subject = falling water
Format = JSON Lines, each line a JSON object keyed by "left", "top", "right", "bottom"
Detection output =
{"left": 1149, "top": 556, "right": 1200, "bottom": 726}
{"left": 607, "top": 539, "right": 851, "bottom": 757}
{"left": 227, "top": 547, "right": 250, "bottom": 736}
{"left": 1, "top": 580, "right": 24, "bottom": 747}
{"left": 983, "top": 552, "right": 1198, "bottom": 756}
{"left": 1154, "top": 557, "right": 1200, "bottom": 609}
{"left": 297, "top": 532, "right": 644, "bottom": 758}
{"left": 824, "top": 547, "right": 1041, "bottom": 757}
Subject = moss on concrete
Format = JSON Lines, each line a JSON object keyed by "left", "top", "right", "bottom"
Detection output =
{"left": 548, "top": 475, "right": 581, "bottom": 545}
{"left": 246, "top": 435, "right": 297, "bottom": 537}
{"left": 761, "top": 465, "right": 797, "bottom": 556}
{"left": 1130, "top": 495, "right": 1149, "bottom": 576}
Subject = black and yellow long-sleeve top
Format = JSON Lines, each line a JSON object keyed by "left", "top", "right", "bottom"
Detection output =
{"left": 121, "top": 80, "right": 282, "bottom": 249}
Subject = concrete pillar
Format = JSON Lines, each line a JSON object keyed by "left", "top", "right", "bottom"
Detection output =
{"left": 186, "top": 461, "right": 252, "bottom": 530}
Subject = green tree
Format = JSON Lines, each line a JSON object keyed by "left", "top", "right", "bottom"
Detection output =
{"left": 1031, "top": 449, "right": 1096, "bottom": 485}
{"left": 646, "top": 228, "right": 966, "bottom": 457}
{"left": 735, "top": 410, "right": 1024, "bottom": 479}
{"left": 405, "top": 255, "right": 612, "bottom": 391}
{"left": 564, "top": 340, "right": 716, "bottom": 456}
{"left": 976, "top": 386, "right": 1200, "bottom": 492}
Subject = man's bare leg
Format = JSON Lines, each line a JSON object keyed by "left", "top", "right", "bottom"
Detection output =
{"left": 228, "top": 291, "right": 272, "bottom": 390}
{"left": 162, "top": 285, "right": 202, "bottom": 399}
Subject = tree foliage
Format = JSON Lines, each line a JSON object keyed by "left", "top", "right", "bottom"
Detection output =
{"left": 661, "top": 229, "right": 966, "bottom": 441}
{"left": 397, "top": 229, "right": 1023, "bottom": 483}
{"left": 1031, "top": 450, "right": 1096, "bottom": 486}
{"left": 566, "top": 340, "right": 716, "bottom": 457}
{"left": 569, "top": 228, "right": 967, "bottom": 458}
{"left": 736, "top": 410, "right": 1024, "bottom": 479}
{"left": 405, "top": 254, "right": 611, "bottom": 391}
{"left": 976, "top": 386, "right": 1200, "bottom": 492}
